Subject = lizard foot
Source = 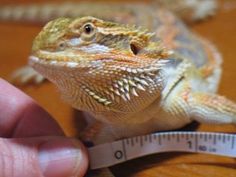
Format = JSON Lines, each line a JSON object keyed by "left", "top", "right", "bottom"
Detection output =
{"left": 11, "top": 66, "right": 45, "bottom": 85}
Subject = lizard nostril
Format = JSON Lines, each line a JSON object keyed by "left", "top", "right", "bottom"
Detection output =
{"left": 130, "top": 43, "right": 140, "bottom": 55}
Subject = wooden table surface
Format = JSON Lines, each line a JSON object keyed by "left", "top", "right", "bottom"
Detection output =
{"left": 0, "top": 0, "right": 235, "bottom": 176}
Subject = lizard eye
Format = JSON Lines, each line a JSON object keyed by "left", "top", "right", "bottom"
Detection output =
{"left": 81, "top": 23, "right": 96, "bottom": 41}
{"left": 84, "top": 24, "right": 93, "bottom": 34}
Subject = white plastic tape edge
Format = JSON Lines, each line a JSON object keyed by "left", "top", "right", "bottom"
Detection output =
{"left": 88, "top": 131, "right": 236, "bottom": 169}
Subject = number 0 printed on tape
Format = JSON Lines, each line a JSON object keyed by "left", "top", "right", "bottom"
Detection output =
{"left": 88, "top": 132, "right": 236, "bottom": 169}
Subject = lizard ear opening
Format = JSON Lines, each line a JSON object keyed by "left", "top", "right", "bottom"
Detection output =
{"left": 130, "top": 43, "right": 140, "bottom": 55}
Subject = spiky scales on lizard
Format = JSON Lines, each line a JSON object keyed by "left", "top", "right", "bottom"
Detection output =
{"left": 1, "top": 0, "right": 236, "bottom": 177}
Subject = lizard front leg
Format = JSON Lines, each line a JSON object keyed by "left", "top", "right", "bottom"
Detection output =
{"left": 162, "top": 82, "right": 236, "bottom": 127}
{"left": 188, "top": 92, "right": 236, "bottom": 124}
{"left": 81, "top": 121, "right": 116, "bottom": 177}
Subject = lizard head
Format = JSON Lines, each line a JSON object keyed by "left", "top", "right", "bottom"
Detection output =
{"left": 30, "top": 16, "right": 170, "bottom": 124}
{"left": 31, "top": 16, "right": 168, "bottom": 58}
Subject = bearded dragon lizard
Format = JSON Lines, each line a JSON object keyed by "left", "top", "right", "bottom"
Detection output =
{"left": 1, "top": 1, "right": 235, "bottom": 177}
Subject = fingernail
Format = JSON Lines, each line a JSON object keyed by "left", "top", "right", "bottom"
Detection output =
{"left": 38, "top": 138, "right": 85, "bottom": 177}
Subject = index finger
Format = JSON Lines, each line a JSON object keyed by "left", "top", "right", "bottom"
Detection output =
{"left": 0, "top": 78, "right": 64, "bottom": 138}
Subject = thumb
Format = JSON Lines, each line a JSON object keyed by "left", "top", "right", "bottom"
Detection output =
{"left": 0, "top": 137, "right": 88, "bottom": 177}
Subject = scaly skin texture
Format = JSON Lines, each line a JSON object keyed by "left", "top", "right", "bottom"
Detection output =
{"left": 28, "top": 15, "right": 236, "bottom": 177}
{"left": 8, "top": 1, "right": 219, "bottom": 85}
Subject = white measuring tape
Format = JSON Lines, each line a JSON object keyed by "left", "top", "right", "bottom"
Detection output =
{"left": 88, "top": 131, "right": 236, "bottom": 169}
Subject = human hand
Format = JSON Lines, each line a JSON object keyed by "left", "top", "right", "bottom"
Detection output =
{"left": 0, "top": 78, "right": 88, "bottom": 177}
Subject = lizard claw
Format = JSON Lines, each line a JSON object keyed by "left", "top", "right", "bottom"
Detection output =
{"left": 10, "top": 66, "right": 45, "bottom": 85}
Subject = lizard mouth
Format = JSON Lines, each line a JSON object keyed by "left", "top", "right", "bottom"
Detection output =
{"left": 28, "top": 49, "right": 92, "bottom": 69}
{"left": 29, "top": 55, "right": 82, "bottom": 69}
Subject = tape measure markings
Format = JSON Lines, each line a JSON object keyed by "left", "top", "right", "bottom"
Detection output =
{"left": 88, "top": 132, "right": 236, "bottom": 169}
